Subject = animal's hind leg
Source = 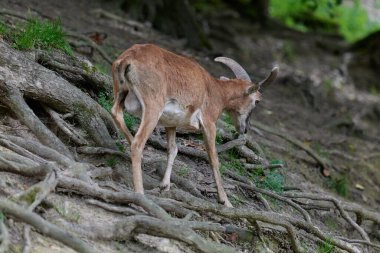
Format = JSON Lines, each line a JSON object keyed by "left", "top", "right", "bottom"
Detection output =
{"left": 111, "top": 87, "right": 134, "bottom": 145}
{"left": 131, "top": 103, "right": 162, "bottom": 194}
{"left": 160, "top": 127, "right": 178, "bottom": 191}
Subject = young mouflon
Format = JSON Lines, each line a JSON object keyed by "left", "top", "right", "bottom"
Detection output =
{"left": 111, "top": 44, "right": 278, "bottom": 207}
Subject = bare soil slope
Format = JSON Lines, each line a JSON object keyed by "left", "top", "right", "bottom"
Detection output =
{"left": 0, "top": 0, "right": 379, "bottom": 253}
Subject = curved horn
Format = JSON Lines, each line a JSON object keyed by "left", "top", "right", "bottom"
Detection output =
{"left": 214, "top": 57, "right": 251, "bottom": 82}
{"left": 258, "top": 67, "right": 279, "bottom": 88}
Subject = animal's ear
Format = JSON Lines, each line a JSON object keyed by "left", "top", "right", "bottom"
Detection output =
{"left": 245, "top": 84, "right": 259, "bottom": 95}
{"left": 258, "top": 67, "right": 279, "bottom": 88}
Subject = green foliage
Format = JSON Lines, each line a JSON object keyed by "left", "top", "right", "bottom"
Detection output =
{"left": 0, "top": 211, "right": 4, "bottom": 221}
{"left": 222, "top": 113, "right": 234, "bottom": 126}
{"left": 178, "top": 166, "right": 190, "bottom": 177}
{"left": 337, "top": 1, "right": 380, "bottom": 42}
{"left": 98, "top": 91, "right": 138, "bottom": 132}
{"left": 269, "top": 0, "right": 380, "bottom": 42}
{"left": 221, "top": 150, "right": 285, "bottom": 193}
{"left": 262, "top": 171, "right": 285, "bottom": 192}
{"left": 115, "top": 140, "right": 126, "bottom": 152}
{"left": 216, "top": 130, "right": 223, "bottom": 145}
{"left": 124, "top": 113, "right": 138, "bottom": 132}
{"left": 327, "top": 175, "right": 348, "bottom": 197}
{"left": 95, "top": 63, "right": 109, "bottom": 75}
{"left": 250, "top": 166, "right": 285, "bottom": 193}
{"left": 317, "top": 239, "right": 335, "bottom": 253}
{"left": 106, "top": 157, "right": 117, "bottom": 167}
{"left": 98, "top": 92, "right": 112, "bottom": 113}
{"left": 221, "top": 149, "right": 245, "bottom": 175}
{"left": 13, "top": 19, "right": 72, "bottom": 54}
{"left": 0, "top": 22, "right": 10, "bottom": 36}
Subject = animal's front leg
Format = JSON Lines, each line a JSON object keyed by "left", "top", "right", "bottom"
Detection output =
{"left": 160, "top": 127, "right": 178, "bottom": 191}
{"left": 202, "top": 120, "right": 233, "bottom": 207}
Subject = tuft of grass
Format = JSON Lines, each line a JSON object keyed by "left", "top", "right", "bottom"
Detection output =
{"left": 178, "top": 167, "right": 190, "bottom": 177}
{"left": 216, "top": 130, "right": 223, "bottom": 145}
{"left": 221, "top": 149, "right": 245, "bottom": 175}
{"left": 98, "top": 92, "right": 112, "bottom": 113}
{"left": 124, "top": 114, "right": 138, "bottom": 132}
{"left": 222, "top": 113, "right": 234, "bottom": 126}
{"left": 317, "top": 239, "right": 335, "bottom": 253}
{"left": 250, "top": 162, "right": 285, "bottom": 193}
{"left": 98, "top": 91, "right": 138, "bottom": 132}
{"left": 261, "top": 170, "right": 285, "bottom": 193}
{"left": 0, "top": 22, "right": 10, "bottom": 36}
{"left": 115, "top": 140, "right": 125, "bottom": 152}
{"left": 106, "top": 157, "right": 117, "bottom": 167}
{"left": 13, "top": 19, "right": 72, "bottom": 54}
{"left": 95, "top": 63, "right": 109, "bottom": 75}
{"left": 327, "top": 175, "right": 348, "bottom": 197}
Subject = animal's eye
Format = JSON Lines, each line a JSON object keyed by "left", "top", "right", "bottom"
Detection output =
{"left": 255, "top": 100, "right": 260, "bottom": 105}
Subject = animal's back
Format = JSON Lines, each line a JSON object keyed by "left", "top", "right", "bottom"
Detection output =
{"left": 121, "top": 44, "right": 211, "bottom": 108}
{"left": 120, "top": 44, "right": 213, "bottom": 129}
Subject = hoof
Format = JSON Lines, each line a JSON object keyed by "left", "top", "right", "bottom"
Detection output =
{"left": 159, "top": 182, "right": 171, "bottom": 191}
{"left": 220, "top": 199, "right": 233, "bottom": 208}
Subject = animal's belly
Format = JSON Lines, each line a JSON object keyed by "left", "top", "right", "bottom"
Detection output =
{"left": 124, "top": 93, "right": 201, "bottom": 129}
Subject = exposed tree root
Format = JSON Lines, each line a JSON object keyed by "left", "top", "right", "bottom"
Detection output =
{"left": 0, "top": 218, "right": 9, "bottom": 253}
{"left": 2, "top": 147, "right": 375, "bottom": 252}
{"left": 76, "top": 146, "right": 131, "bottom": 162}
{"left": 154, "top": 160, "right": 203, "bottom": 198}
{"left": 0, "top": 83, "right": 73, "bottom": 159}
{"left": 19, "top": 170, "right": 58, "bottom": 253}
{"left": 251, "top": 122, "right": 331, "bottom": 176}
{"left": 161, "top": 189, "right": 362, "bottom": 253}
{"left": 0, "top": 198, "right": 99, "bottom": 253}
{"left": 43, "top": 106, "right": 88, "bottom": 146}
{"left": 0, "top": 42, "right": 116, "bottom": 149}
{"left": 36, "top": 51, "right": 113, "bottom": 94}
{"left": 284, "top": 192, "right": 380, "bottom": 232}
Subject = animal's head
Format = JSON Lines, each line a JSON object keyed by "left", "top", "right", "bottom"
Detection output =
{"left": 215, "top": 57, "right": 278, "bottom": 134}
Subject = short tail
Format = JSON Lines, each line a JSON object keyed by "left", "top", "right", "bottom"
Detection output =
{"left": 112, "top": 60, "right": 131, "bottom": 100}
